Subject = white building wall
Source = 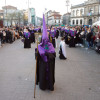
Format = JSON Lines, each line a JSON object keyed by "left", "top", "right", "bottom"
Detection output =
{"left": 71, "top": 6, "right": 84, "bottom": 25}
{"left": 71, "top": 18, "right": 84, "bottom": 25}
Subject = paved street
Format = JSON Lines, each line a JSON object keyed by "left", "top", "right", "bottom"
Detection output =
{"left": 0, "top": 39, "right": 100, "bottom": 100}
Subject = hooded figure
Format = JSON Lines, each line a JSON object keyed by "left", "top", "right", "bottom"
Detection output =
{"left": 36, "top": 15, "right": 56, "bottom": 91}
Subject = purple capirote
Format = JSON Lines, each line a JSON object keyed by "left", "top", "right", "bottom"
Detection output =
{"left": 38, "top": 14, "right": 55, "bottom": 62}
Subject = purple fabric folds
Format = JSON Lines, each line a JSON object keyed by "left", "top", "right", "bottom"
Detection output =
{"left": 70, "top": 30, "right": 76, "bottom": 36}
{"left": 24, "top": 32, "right": 30, "bottom": 39}
{"left": 65, "top": 29, "right": 70, "bottom": 34}
{"left": 49, "top": 30, "right": 56, "bottom": 38}
{"left": 38, "top": 14, "right": 55, "bottom": 62}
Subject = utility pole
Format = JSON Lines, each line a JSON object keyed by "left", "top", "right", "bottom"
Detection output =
{"left": 66, "top": 0, "right": 70, "bottom": 13}
{"left": 27, "top": 0, "right": 30, "bottom": 25}
{"left": 28, "top": 0, "right": 29, "bottom": 25}
{"left": 5, "top": 0, "right": 8, "bottom": 27}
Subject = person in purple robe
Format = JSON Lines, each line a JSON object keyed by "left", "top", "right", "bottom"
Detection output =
{"left": 23, "top": 29, "right": 31, "bottom": 48}
{"left": 69, "top": 28, "right": 76, "bottom": 47}
{"left": 36, "top": 15, "right": 56, "bottom": 91}
{"left": 49, "top": 27, "right": 57, "bottom": 48}
{"left": 30, "top": 27, "right": 35, "bottom": 43}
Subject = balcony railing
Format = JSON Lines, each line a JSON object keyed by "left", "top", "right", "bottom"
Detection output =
{"left": 71, "top": 12, "right": 100, "bottom": 17}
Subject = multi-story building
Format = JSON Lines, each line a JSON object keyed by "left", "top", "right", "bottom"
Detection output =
{"left": 0, "top": 10, "right": 4, "bottom": 27}
{"left": 45, "top": 10, "right": 62, "bottom": 26}
{"left": 2, "top": 5, "right": 24, "bottom": 26}
{"left": 71, "top": 0, "right": 100, "bottom": 25}
{"left": 84, "top": 0, "right": 100, "bottom": 25}
{"left": 28, "top": 8, "right": 36, "bottom": 26}
{"left": 36, "top": 16, "right": 42, "bottom": 26}
{"left": 63, "top": 13, "right": 71, "bottom": 25}
{"left": 23, "top": 9, "right": 28, "bottom": 26}
{"left": 2, "top": 5, "right": 17, "bottom": 26}
{"left": 71, "top": 3, "right": 85, "bottom": 25}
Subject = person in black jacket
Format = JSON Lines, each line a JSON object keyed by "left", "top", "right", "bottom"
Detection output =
{"left": 0, "top": 29, "right": 3, "bottom": 47}
{"left": 86, "top": 28, "right": 93, "bottom": 48}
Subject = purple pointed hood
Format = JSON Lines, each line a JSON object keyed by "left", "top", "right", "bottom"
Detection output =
{"left": 38, "top": 14, "right": 55, "bottom": 62}
{"left": 42, "top": 15, "right": 49, "bottom": 40}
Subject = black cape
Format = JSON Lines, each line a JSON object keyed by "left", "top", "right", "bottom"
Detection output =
{"left": 24, "top": 36, "right": 31, "bottom": 48}
{"left": 36, "top": 52, "right": 56, "bottom": 91}
{"left": 59, "top": 46, "right": 66, "bottom": 60}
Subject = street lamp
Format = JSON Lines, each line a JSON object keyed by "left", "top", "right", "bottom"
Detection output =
{"left": 5, "top": 0, "right": 8, "bottom": 27}
{"left": 66, "top": 0, "right": 70, "bottom": 13}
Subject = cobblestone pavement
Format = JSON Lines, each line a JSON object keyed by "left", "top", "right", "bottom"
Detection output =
{"left": 0, "top": 39, "right": 100, "bottom": 100}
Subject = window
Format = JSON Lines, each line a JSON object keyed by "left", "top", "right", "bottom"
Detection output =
{"left": 73, "top": 20, "right": 75, "bottom": 25}
{"left": 76, "top": 20, "right": 78, "bottom": 25}
{"left": 80, "top": 9, "right": 83, "bottom": 16}
{"left": 59, "top": 20, "right": 60, "bottom": 23}
{"left": 80, "top": 19, "right": 82, "bottom": 25}
{"left": 76, "top": 10, "right": 79, "bottom": 16}
{"left": 89, "top": 8, "right": 93, "bottom": 13}
{"left": 73, "top": 10, "right": 75, "bottom": 16}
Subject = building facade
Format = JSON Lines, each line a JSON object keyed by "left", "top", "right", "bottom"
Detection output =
{"left": 28, "top": 8, "right": 36, "bottom": 26}
{"left": 0, "top": 10, "right": 4, "bottom": 27}
{"left": 2, "top": 5, "right": 24, "bottom": 26}
{"left": 71, "top": 3, "right": 85, "bottom": 25}
{"left": 45, "top": 10, "right": 62, "bottom": 26}
{"left": 36, "top": 16, "right": 42, "bottom": 26}
{"left": 63, "top": 13, "right": 71, "bottom": 25}
{"left": 84, "top": 0, "right": 100, "bottom": 25}
{"left": 71, "top": 0, "right": 100, "bottom": 25}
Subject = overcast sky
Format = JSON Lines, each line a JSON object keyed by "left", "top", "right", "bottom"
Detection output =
{"left": 0, "top": 0, "right": 86, "bottom": 17}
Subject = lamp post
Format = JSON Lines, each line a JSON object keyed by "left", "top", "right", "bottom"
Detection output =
{"left": 27, "top": 0, "right": 31, "bottom": 25}
{"left": 66, "top": 0, "right": 70, "bottom": 13}
{"left": 5, "top": 0, "right": 8, "bottom": 27}
{"left": 99, "top": 0, "right": 100, "bottom": 21}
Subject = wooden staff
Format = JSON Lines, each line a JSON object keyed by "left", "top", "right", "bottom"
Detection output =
{"left": 34, "top": 33, "right": 39, "bottom": 98}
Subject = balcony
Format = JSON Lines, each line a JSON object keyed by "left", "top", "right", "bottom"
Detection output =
{"left": 83, "top": 12, "right": 100, "bottom": 17}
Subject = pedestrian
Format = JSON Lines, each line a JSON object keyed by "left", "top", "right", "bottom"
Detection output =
{"left": 59, "top": 37, "right": 67, "bottom": 60}
{"left": 0, "top": 29, "right": 3, "bottom": 47}
{"left": 36, "top": 15, "right": 56, "bottom": 91}
{"left": 23, "top": 29, "right": 31, "bottom": 48}
{"left": 30, "top": 27, "right": 35, "bottom": 43}
{"left": 69, "top": 27, "right": 76, "bottom": 47}
{"left": 49, "top": 27, "right": 57, "bottom": 48}
{"left": 2, "top": 30, "right": 6, "bottom": 44}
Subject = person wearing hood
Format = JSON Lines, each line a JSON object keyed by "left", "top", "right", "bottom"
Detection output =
{"left": 36, "top": 15, "right": 56, "bottom": 91}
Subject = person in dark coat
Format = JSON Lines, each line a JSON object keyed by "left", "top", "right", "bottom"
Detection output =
{"left": 23, "top": 29, "right": 31, "bottom": 48}
{"left": 86, "top": 28, "right": 93, "bottom": 48}
{"left": 69, "top": 28, "right": 76, "bottom": 47}
{"left": 30, "top": 27, "right": 35, "bottom": 43}
{"left": 36, "top": 15, "right": 56, "bottom": 91}
{"left": 49, "top": 27, "right": 57, "bottom": 48}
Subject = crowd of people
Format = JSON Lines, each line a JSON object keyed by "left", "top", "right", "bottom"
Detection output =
{"left": 0, "top": 16, "right": 100, "bottom": 93}
{"left": 0, "top": 26, "right": 41, "bottom": 48}
{"left": 0, "top": 26, "right": 23, "bottom": 47}
{"left": 0, "top": 24, "right": 100, "bottom": 53}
